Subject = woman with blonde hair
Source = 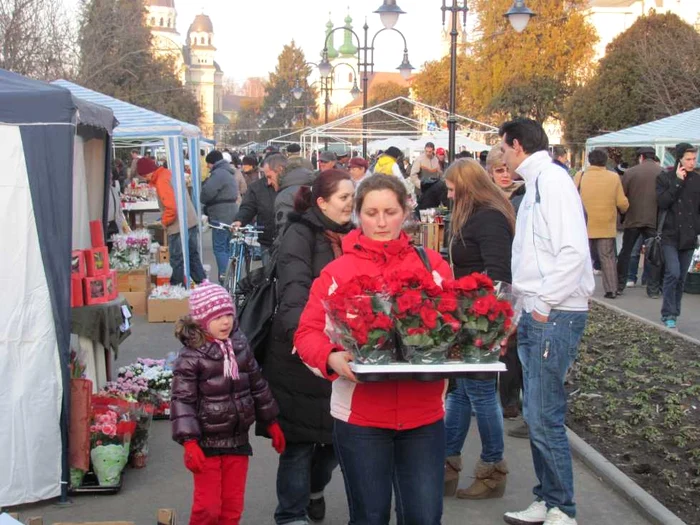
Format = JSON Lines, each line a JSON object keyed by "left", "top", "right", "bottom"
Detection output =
{"left": 443, "top": 158, "right": 515, "bottom": 500}
{"left": 486, "top": 148, "right": 525, "bottom": 213}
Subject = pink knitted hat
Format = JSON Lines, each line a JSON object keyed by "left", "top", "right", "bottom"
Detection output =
{"left": 189, "top": 281, "right": 235, "bottom": 329}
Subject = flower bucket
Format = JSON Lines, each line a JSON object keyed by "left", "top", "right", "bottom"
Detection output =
{"left": 91, "top": 444, "right": 128, "bottom": 486}
{"left": 129, "top": 402, "right": 154, "bottom": 468}
{"left": 69, "top": 467, "right": 85, "bottom": 488}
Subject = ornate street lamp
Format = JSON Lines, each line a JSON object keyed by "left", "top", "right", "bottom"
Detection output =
{"left": 279, "top": 97, "right": 288, "bottom": 110}
{"left": 350, "top": 81, "right": 361, "bottom": 98}
{"left": 504, "top": 0, "right": 535, "bottom": 33}
{"left": 267, "top": 107, "right": 276, "bottom": 119}
{"left": 374, "top": 0, "right": 405, "bottom": 29}
{"left": 291, "top": 81, "right": 304, "bottom": 100}
{"left": 397, "top": 51, "right": 414, "bottom": 80}
{"left": 318, "top": 52, "right": 333, "bottom": 78}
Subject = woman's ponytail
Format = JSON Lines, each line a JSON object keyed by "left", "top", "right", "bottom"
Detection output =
{"left": 293, "top": 186, "right": 314, "bottom": 213}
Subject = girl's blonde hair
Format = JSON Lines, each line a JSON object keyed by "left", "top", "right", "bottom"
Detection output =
{"left": 444, "top": 158, "right": 516, "bottom": 238}
{"left": 175, "top": 315, "right": 207, "bottom": 348}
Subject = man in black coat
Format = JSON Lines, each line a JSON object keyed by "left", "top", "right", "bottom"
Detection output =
{"left": 656, "top": 142, "right": 700, "bottom": 329}
{"left": 233, "top": 155, "right": 281, "bottom": 267}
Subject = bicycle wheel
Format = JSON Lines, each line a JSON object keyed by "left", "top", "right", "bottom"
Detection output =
{"left": 223, "top": 257, "right": 238, "bottom": 299}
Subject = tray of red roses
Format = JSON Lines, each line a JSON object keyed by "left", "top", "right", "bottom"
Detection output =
{"left": 324, "top": 271, "right": 520, "bottom": 382}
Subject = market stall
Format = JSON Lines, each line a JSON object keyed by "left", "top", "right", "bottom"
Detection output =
{"left": 0, "top": 69, "right": 76, "bottom": 507}
{"left": 52, "top": 80, "right": 204, "bottom": 286}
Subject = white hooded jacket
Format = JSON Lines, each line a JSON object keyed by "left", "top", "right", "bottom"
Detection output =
{"left": 511, "top": 150, "right": 595, "bottom": 316}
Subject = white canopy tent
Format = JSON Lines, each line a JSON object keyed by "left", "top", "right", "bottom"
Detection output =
{"left": 415, "top": 131, "right": 491, "bottom": 153}
{"left": 585, "top": 108, "right": 700, "bottom": 166}
{"left": 300, "top": 97, "right": 498, "bottom": 156}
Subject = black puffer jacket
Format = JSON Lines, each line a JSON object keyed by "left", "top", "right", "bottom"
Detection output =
{"left": 170, "top": 327, "right": 279, "bottom": 450}
{"left": 262, "top": 208, "right": 352, "bottom": 443}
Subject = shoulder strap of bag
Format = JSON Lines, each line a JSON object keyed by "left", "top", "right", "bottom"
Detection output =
{"left": 575, "top": 170, "right": 584, "bottom": 193}
{"left": 415, "top": 246, "right": 432, "bottom": 272}
{"left": 656, "top": 210, "right": 668, "bottom": 236}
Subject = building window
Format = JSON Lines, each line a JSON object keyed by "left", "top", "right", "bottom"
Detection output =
{"left": 167, "top": 18, "right": 171, "bottom": 27}
{"left": 159, "top": 17, "right": 163, "bottom": 26}
{"left": 208, "top": 37, "right": 212, "bottom": 45}
{"left": 200, "top": 36, "right": 205, "bottom": 45}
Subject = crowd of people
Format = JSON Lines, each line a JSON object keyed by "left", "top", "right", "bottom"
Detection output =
{"left": 110, "top": 118, "right": 699, "bottom": 525}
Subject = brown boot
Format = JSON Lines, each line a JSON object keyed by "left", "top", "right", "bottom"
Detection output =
{"left": 456, "top": 459, "right": 508, "bottom": 499}
{"left": 444, "top": 455, "right": 462, "bottom": 497}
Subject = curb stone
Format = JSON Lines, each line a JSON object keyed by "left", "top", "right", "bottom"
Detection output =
{"left": 591, "top": 297, "right": 700, "bottom": 346}
{"left": 567, "top": 427, "right": 686, "bottom": 525}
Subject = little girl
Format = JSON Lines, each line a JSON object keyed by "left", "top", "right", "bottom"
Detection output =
{"left": 171, "top": 281, "right": 285, "bottom": 525}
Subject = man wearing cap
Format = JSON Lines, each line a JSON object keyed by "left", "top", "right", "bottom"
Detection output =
{"left": 436, "top": 147, "right": 448, "bottom": 171}
{"left": 317, "top": 151, "right": 338, "bottom": 172}
{"left": 655, "top": 142, "right": 700, "bottom": 329}
{"left": 137, "top": 157, "right": 206, "bottom": 286}
{"left": 348, "top": 157, "right": 369, "bottom": 186}
{"left": 616, "top": 147, "right": 663, "bottom": 296}
{"left": 337, "top": 151, "right": 350, "bottom": 169}
{"left": 241, "top": 156, "right": 264, "bottom": 187}
{"left": 286, "top": 143, "right": 314, "bottom": 171}
{"left": 410, "top": 142, "right": 441, "bottom": 191}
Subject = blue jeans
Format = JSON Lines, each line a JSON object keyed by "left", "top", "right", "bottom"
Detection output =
{"left": 333, "top": 419, "right": 444, "bottom": 525}
{"left": 444, "top": 377, "right": 504, "bottom": 463}
{"left": 275, "top": 443, "right": 338, "bottom": 524}
{"left": 518, "top": 310, "right": 588, "bottom": 519}
{"left": 660, "top": 245, "right": 694, "bottom": 320}
{"left": 168, "top": 226, "right": 207, "bottom": 286}
{"left": 211, "top": 226, "right": 231, "bottom": 283}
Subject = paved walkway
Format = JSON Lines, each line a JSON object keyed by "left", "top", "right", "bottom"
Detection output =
{"left": 593, "top": 274, "right": 700, "bottom": 341}
{"left": 9, "top": 235, "right": 656, "bottom": 524}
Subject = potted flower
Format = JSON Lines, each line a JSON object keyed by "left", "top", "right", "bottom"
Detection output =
{"left": 90, "top": 397, "right": 135, "bottom": 486}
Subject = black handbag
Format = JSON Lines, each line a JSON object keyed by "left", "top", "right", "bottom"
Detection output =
{"left": 237, "top": 251, "right": 278, "bottom": 365}
{"left": 644, "top": 211, "right": 667, "bottom": 267}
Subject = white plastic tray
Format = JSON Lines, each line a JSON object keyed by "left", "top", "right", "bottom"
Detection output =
{"left": 349, "top": 362, "right": 506, "bottom": 374}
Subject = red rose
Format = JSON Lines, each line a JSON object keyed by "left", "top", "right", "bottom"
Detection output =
{"left": 474, "top": 338, "right": 483, "bottom": 347}
{"left": 442, "top": 313, "right": 461, "bottom": 332}
{"left": 474, "top": 273, "right": 494, "bottom": 289}
{"left": 437, "top": 292, "right": 458, "bottom": 313}
{"left": 453, "top": 275, "right": 478, "bottom": 293}
{"left": 504, "top": 318, "right": 513, "bottom": 331}
{"left": 471, "top": 297, "right": 491, "bottom": 316}
{"left": 372, "top": 313, "right": 394, "bottom": 331}
{"left": 419, "top": 303, "right": 438, "bottom": 329}
{"left": 396, "top": 290, "right": 423, "bottom": 314}
{"left": 407, "top": 327, "right": 428, "bottom": 336}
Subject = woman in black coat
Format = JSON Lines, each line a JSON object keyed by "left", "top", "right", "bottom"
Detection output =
{"left": 265, "top": 169, "right": 354, "bottom": 524}
{"left": 442, "top": 158, "right": 516, "bottom": 500}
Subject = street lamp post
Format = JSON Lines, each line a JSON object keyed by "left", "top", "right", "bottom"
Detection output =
{"left": 442, "top": 0, "right": 534, "bottom": 163}
{"left": 319, "top": 1, "right": 413, "bottom": 158}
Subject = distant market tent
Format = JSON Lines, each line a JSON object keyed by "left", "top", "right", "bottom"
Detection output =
{"left": 586, "top": 108, "right": 700, "bottom": 166}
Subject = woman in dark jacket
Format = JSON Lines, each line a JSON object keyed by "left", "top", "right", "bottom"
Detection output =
{"left": 266, "top": 169, "right": 354, "bottom": 524}
{"left": 443, "top": 158, "right": 516, "bottom": 500}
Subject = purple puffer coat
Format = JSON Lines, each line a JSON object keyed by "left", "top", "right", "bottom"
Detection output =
{"left": 170, "top": 329, "right": 279, "bottom": 449}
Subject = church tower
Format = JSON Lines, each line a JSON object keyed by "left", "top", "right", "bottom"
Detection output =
{"left": 186, "top": 14, "right": 217, "bottom": 136}
{"left": 146, "top": 0, "right": 185, "bottom": 80}
{"left": 324, "top": 12, "right": 361, "bottom": 116}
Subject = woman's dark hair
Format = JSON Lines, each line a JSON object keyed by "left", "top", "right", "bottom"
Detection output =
{"left": 355, "top": 174, "right": 408, "bottom": 215}
{"left": 175, "top": 315, "right": 206, "bottom": 348}
{"left": 294, "top": 169, "right": 352, "bottom": 213}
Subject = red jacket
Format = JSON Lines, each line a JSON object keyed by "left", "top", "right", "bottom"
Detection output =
{"left": 294, "top": 229, "right": 452, "bottom": 431}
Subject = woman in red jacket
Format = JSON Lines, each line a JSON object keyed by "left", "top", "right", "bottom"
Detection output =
{"left": 294, "top": 174, "right": 452, "bottom": 524}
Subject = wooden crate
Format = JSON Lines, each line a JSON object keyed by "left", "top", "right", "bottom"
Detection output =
{"left": 5, "top": 508, "right": 175, "bottom": 525}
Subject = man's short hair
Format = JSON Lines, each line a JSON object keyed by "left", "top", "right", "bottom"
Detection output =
{"left": 263, "top": 153, "right": 288, "bottom": 172}
{"left": 131, "top": 149, "right": 139, "bottom": 155}
{"left": 205, "top": 150, "right": 223, "bottom": 165}
{"left": 425, "top": 142, "right": 435, "bottom": 149}
{"left": 242, "top": 155, "right": 257, "bottom": 167}
{"left": 499, "top": 118, "right": 549, "bottom": 154}
{"left": 287, "top": 143, "right": 301, "bottom": 154}
{"left": 588, "top": 148, "right": 608, "bottom": 167}
{"left": 553, "top": 145, "right": 567, "bottom": 158}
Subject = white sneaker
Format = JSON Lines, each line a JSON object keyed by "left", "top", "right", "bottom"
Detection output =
{"left": 544, "top": 507, "right": 577, "bottom": 525}
{"left": 626, "top": 280, "right": 636, "bottom": 288}
{"left": 504, "top": 500, "right": 547, "bottom": 525}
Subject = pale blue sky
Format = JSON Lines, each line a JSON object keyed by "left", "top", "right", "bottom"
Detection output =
{"left": 67, "top": 0, "right": 455, "bottom": 82}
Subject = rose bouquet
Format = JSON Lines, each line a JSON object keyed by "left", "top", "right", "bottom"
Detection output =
{"left": 446, "top": 274, "right": 518, "bottom": 363}
{"left": 90, "top": 399, "right": 135, "bottom": 486}
{"left": 323, "top": 275, "right": 397, "bottom": 364}
{"left": 387, "top": 268, "right": 460, "bottom": 364}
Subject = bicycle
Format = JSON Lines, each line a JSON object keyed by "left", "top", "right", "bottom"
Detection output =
{"left": 209, "top": 223, "right": 263, "bottom": 305}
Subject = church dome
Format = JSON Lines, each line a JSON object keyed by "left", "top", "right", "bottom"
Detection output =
{"left": 149, "top": 0, "right": 175, "bottom": 7}
{"left": 189, "top": 14, "right": 214, "bottom": 34}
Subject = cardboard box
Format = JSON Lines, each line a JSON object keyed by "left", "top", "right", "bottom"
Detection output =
{"left": 83, "top": 275, "right": 108, "bottom": 306}
{"left": 148, "top": 297, "right": 189, "bottom": 323}
{"left": 90, "top": 220, "right": 105, "bottom": 248}
{"left": 121, "top": 290, "right": 148, "bottom": 316}
{"left": 157, "top": 246, "right": 170, "bottom": 264}
{"left": 105, "top": 270, "right": 118, "bottom": 300}
{"left": 117, "top": 268, "right": 150, "bottom": 292}
{"left": 71, "top": 275, "right": 84, "bottom": 308}
{"left": 71, "top": 250, "right": 86, "bottom": 277}
{"left": 85, "top": 247, "right": 109, "bottom": 277}
{"left": 420, "top": 223, "right": 442, "bottom": 252}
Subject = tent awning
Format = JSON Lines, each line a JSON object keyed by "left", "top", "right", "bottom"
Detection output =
{"left": 0, "top": 68, "right": 75, "bottom": 125}
{"left": 585, "top": 108, "right": 700, "bottom": 149}
{"left": 52, "top": 80, "right": 201, "bottom": 139}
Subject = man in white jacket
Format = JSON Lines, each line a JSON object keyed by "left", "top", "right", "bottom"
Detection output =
{"left": 500, "top": 118, "right": 594, "bottom": 525}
